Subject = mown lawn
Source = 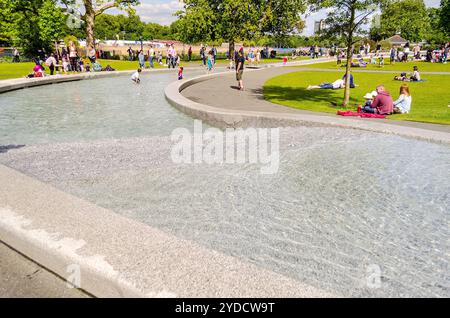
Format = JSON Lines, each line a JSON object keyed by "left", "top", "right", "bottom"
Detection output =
{"left": 300, "top": 60, "right": 450, "bottom": 72}
{"left": 0, "top": 57, "right": 298, "bottom": 80}
{"left": 264, "top": 70, "right": 450, "bottom": 125}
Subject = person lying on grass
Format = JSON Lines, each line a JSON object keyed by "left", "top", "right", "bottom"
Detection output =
{"left": 307, "top": 73, "right": 356, "bottom": 90}
{"left": 362, "top": 85, "right": 394, "bottom": 115}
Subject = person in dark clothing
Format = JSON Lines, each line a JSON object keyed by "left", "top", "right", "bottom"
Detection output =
{"left": 236, "top": 50, "right": 245, "bottom": 91}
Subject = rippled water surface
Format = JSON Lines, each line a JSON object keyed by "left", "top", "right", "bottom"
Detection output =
{"left": 0, "top": 71, "right": 205, "bottom": 145}
{"left": 0, "top": 72, "right": 449, "bottom": 297}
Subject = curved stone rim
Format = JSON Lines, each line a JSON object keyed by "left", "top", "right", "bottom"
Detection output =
{"left": 165, "top": 68, "right": 450, "bottom": 145}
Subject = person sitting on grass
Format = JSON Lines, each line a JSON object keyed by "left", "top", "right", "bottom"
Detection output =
{"left": 27, "top": 61, "right": 45, "bottom": 78}
{"left": 394, "top": 66, "right": 421, "bottom": 82}
{"left": 307, "top": 78, "right": 345, "bottom": 90}
{"left": 362, "top": 91, "right": 378, "bottom": 108}
{"left": 379, "top": 54, "right": 384, "bottom": 67}
{"left": 410, "top": 66, "right": 421, "bottom": 81}
{"left": 350, "top": 58, "right": 367, "bottom": 68}
{"left": 393, "top": 84, "right": 412, "bottom": 114}
{"left": 362, "top": 85, "right": 393, "bottom": 115}
{"left": 370, "top": 54, "right": 377, "bottom": 65}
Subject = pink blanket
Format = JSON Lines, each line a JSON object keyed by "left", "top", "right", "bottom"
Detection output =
{"left": 337, "top": 110, "right": 386, "bottom": 119}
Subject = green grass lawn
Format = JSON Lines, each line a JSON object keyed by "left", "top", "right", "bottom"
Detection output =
{"left": 264, "top": 70, "right": 450, "bottom": 125}
{"left": 300, "top": 60, "right": 450, "bottom": 72}
{"left": 0, "top": 57, "right": 296, "bottom": 80}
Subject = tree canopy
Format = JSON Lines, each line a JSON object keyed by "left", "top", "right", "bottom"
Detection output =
{"left": 369, "top": 0, "right": 430, "bottom": 42}
{"left": 176, "top": 0, "right": 307, "bottom": 54}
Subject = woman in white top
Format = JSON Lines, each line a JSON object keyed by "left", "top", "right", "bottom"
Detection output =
{"left": 393, "top": 84, "right": 412, "bottom": 114}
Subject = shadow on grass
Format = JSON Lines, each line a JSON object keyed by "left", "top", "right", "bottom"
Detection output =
{"left": 0, "top": 144, "right": 25, "bottom": 154}
{"left": 263, "top": 85, "right": 345, "bottom": 108}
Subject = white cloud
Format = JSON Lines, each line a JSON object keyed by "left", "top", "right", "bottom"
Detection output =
{"left": 136, "top": 1, "right": 184, "bottom": 25}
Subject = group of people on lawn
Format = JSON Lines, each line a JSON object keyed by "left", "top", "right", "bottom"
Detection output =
{"left": 307, "top": 70, "right": 414, "bottom": 115}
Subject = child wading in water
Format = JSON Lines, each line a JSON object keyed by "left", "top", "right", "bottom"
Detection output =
{"left": 131, "top": 68, "right": 142, "bottom": 84}
{"left": 178, "top": 67, "right": 184, "bottom": 80}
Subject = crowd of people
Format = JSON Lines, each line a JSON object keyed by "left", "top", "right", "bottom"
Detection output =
{"left": 25, "top": 41, "right": 118, "bottom": 78}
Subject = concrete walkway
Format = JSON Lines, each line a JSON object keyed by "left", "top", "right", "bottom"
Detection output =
{"left": 181, "top": 67, "right": 450, "bottom": 134}
{"left": 0, "top": 242, "right": 89, "bottom": 298}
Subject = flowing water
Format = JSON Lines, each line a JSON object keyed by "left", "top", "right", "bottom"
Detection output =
{"left": 0, "top": 70, "right": 449, "bottom": 297}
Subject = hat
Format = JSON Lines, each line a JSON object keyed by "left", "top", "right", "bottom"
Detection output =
{"left": 371, "top": 91, "right": 378, "bottom": 97}
{"left": 363, "top": 93, "right": 373, "bottom": 99}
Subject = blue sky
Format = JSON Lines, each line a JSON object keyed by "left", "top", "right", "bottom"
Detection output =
{"left": 119, "top": 0, "right": 441, "bottom": 35}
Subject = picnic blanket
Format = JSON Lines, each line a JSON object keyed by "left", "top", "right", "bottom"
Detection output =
{"left": 337, "top": 110, "right": 386, "bottom": 119}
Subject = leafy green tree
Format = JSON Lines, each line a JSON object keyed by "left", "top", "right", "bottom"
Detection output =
{"left": 440, "top": 0, "right": 450, "bottom": 35}
{"left": 370, "top": 0, "right": 430, "bottom": 42}
{"left": 0, "top": 0, "right": 65, "bottom": 56}
{"left": 311, "top": 0, "right": 381, "bottom": 107}
{"left": 60, "top": 0, "right": 140, "bottom": 50}
{"left": 424, "top": 7, "right": 447, "bottom": 45}
{"left": 177, "top": 0, "right": 306, "bottom": 58}
{"left": 261, "top": 0, "right": 306, "bottom": 46}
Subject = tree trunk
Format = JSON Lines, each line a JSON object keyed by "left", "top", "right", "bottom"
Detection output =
{"left": 229, "top": 40, "right": 235, "bottom": 62}
{"left": 84, "top": 0, "right": 95, "bottom": 54}
{"left": 228, "top": 40, "right": 236, "bottom": 68}
{"left": 343, "top": 43, "right": 353, "bottom": 108}
{"left": 343, "top": 6, "right": 356, "bottom": 108}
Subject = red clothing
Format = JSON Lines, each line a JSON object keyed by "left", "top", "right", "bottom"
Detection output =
{"left": 370, "top": 91, "right": 393, "bottom": 115}
{"left": 337, "top": 110, "right": 386, "bottom": 118}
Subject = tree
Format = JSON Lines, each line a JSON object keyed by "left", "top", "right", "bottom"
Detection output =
{"left": 60, "top": 0, "right": 139, "bottom": 50}
{"left": 370, "top": 0, "right": 430, "bottom": 42}
{"left": 177, "top": 0, "right": 307, "bottom": 59}
{"left": 261, "top": 0, "right": 307, "bottom": 46}
{"left": 0, "top": 0, "right": 65, "bottom": 56}
{"left": 424, "top": 7, "right": 447, "bottom": 45}
{"left": 441, "top": 0, "right": 450, "bottom": 35}
{"left": 311, "top": 0, "right": 381, "bottom": 107}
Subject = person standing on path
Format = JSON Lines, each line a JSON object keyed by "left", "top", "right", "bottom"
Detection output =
{"left": 188, "top": 46, "right": 192, "bottom": 62}
{"left": 138, "top": 50, "right": 145, "bottom": 69}
{"left": 148, "top": 45, "right": 155, "bottom": 68}
{"left": 127, "top": 46, "right": 133, "bottom": 61}
{"left": 12, "top": 48, "right": 20, "bottom": 62}
{"left": 236, "top": 49, "right": 245, "bottom": 91}
{"left": 68, "top": 41, "right": 78, "bottom": 72}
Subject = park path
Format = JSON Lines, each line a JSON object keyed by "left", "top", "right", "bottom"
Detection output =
{"left": 181, "top": 66, "right": 450, "bottom": 134}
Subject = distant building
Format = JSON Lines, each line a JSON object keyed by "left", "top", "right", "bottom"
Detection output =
{"left": 314, "top": 20, "right": 326, "bottom": 34}
{"left": 386, "top": 34, "right": 408, "bottom": 46}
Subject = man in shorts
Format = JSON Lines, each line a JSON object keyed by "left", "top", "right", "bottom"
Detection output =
{"left": 236, "top": 49, "right": 245, "bottom": 91}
